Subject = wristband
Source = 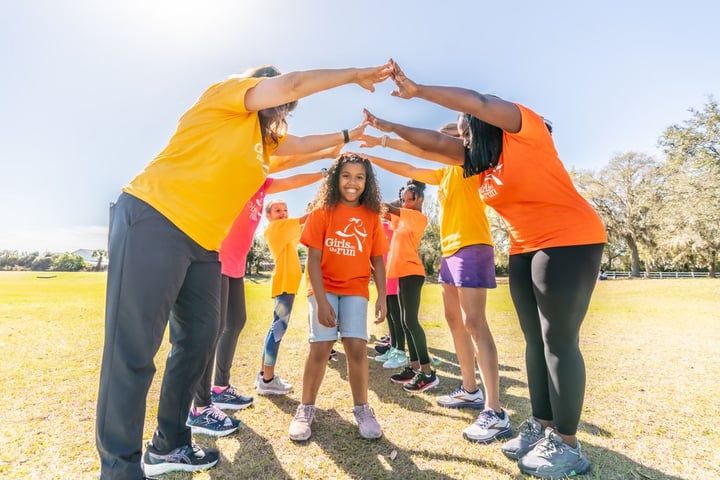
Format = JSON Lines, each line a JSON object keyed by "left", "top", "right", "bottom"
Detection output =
{"left": 342, "top": 129, "right": 350, "bottom": 144}
{"left": 381, "top": 135, "right": 388, "bottom": 148}
{"left": 321, "top": 167, "right": 328, "bottom": 178}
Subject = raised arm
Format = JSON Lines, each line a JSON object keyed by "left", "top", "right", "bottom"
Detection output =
{"left": 269, "top": 144, "right": 342, "bottom": 173}
{"left": 266, "top": 172, "right": 323, "bottom": 194}
{"left": 360, "top": 153, "right": 439, "bottom": 186}
{"left": 244, "top": 64, "right": 391, "bottom": 112}
{"left": 273, "top": 121, "right": 365, "bottom": 156}
{"left": 360, "top": 132, "right": 461, "bottom": 167}
{"left": 363, "top": 108, "right": 465, "bottom": 162}
{"left": 388, "top": 59, "right": 522, "bottom": 134}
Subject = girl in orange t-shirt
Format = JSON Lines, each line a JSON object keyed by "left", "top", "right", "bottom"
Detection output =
{"left": 368, "top": 59, "right": 606, "bottom": 479}
{"left": 289, "top": 153, "right": 388, "bottom": 442}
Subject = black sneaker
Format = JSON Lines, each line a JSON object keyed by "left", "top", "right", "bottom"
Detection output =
{"left": 374, "top": 344, "right": 391, "bottom": 354}
{"left": 329, "top": 348, "right": 338, "bottom": 360}
{"left": 186, "top": 405, "right": 240, "bottom": 436}
{"left": 142, "top": 443, "right": 219, "bottom": 476}
{"left": 211, "top": 385, "right": 253, "bottom": 410}
{"left": 403, "top": 370, "right": 440, "bottom": 393}
{"left": 390, "top": 366, "right": 417, "bottom": 384}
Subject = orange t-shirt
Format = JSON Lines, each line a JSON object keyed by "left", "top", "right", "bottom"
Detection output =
{"left": 478, "top": 104, "right": 607, "bottom": 254}
{"left": 386, "top": 208, "right": 427, "bottom": 278}
{"left": 300, "top": 203, "right": 388, "bottom": 299}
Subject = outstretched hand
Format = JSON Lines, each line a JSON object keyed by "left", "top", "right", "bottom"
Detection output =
{"left": 363, "top": 108, "right": 393, "bottom": 133}
{"left": 348, "top": 120, "right": 369, "bottom": 143}
{"left": 355, "top": 63, "right": 393, "bottom": 92}
{"left": 388, "top": 58, "right": 417, "bottom": 99}
{"left": 358, "top": 133, "right": 381, "bottom": 148}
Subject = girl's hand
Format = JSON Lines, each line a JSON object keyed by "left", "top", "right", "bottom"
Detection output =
{"left": 373, "top": 298, "right": 387, "bottom": 324}
{"left": 363, "top": 108, "right": 394, "bottom": 133}
{"left": 326, "top": 143, "right": 344, "bottom": 159}
{"left": 358, "top": 133, "right": 381, "bottom": 148}
{"left": 317, "top": 298, "right": 337, "bottom": 327}
{"left": 389, "top": 59, "right": 418, "bottom": 99}
{"left": 348, "top": 121, "right": 369, "bottom": 142}
{"left": 354, "top": 63, "right": 393, "bottom": 92}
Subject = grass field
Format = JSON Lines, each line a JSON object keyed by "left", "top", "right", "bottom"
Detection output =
{"left": 1, "top": 272, "right": 718, "bottom": 479}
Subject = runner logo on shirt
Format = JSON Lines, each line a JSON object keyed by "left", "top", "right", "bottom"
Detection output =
{"left": 326, "top": 217, "right": 368, "bottom": 256}
{"left": 480, "top": 164, "right": 504, "bottom": 199}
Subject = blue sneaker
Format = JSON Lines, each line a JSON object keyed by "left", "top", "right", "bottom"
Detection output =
{"left": 518, "top": 428, "right": 591, "bottom": 479}
{"left": 142, "top": 443, "right": 219, "bottom": 476}
{"left": 186, "top": 404, "right": 240, "bottom": 436}
{"left": 211, "top": 385, "right": 253, "bottom": 410}
{"left": 501, "top": 416, "right": 544, "bottom": 459}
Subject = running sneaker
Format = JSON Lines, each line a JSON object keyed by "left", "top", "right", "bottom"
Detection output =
{"left": 352, "top": 403, "right": 383, "bottom": 439}
{"left": 518, "top": 428, "right": 591, "bottom": 479}
{"left": 375, "top": 334, "right": 391, "bottom": 345}
{"left": 462, "top": 408, "right": 512, "bottom": 443}
{"left": 255, "top": 373, "right": 293, "bottom": 395}
{"left": 186, "top": 405, "right": 240, "bottom": 437}
{"left": 382, "top": 349, "right": 408, "bottom": 369}
{"left": 142, "top": 442, "right": 219, "bottom": 477}
{"left": 211, "top": 385, "right": 253, "bottom": 410}
{"left": 289, "top": 404, "right": 316, "bottom": 441}
{"left": 374, "top": 346, "right": 398, "bottom": 363}
{"left": 329, "top": 349, "right": 338, "bottom": 359}
{"left": 374, "top": 343, "right": 391, "bottom": 355}
{"left": 390, "top": 366, "right": 417, "bottom": 384}
{"left": 501, "top": 416, "right": 544, "bottom": 459}
{"left": 402, "top": 370, "right": 439, "bottom": 393}
{"left": 436, "top": 384, "right": 485, "bottom": 409}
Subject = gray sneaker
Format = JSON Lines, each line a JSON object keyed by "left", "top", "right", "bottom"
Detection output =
{"left": 256, "top": 373, "right": 293, "bottom": 395}
{"left": 289, "top": 404, "right": 315, "bottom": 441}
{"left": 501, "top": 416, "right": 544, "bottom": 459}
{"left": 518, "top": 428, "right": 591, "bottom": 479}
{"left": 352, "top": 403, "right": 383, "bottom": 439}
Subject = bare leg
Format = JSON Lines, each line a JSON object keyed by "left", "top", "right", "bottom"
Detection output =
{"left": 441, "top": 284, "right": 479, "bottom": 392}
{"left": 342, "top": 338, "right": 369, "bottom": 405}
{"left": 300, "top": 341, "right": 335, "bottom": 405}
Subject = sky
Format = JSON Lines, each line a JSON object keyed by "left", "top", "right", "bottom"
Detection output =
{"left": 2, "top": 0, "right": 719, "bottom": 252}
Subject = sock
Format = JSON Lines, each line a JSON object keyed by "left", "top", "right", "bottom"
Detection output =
{"left": 494, "top": 409, "right": 506, "bottom": 419}
{"left": 212, "top": 385, "right": 228, "bottom": 395}
{"left": 263, "top": 376, "right": 274, "bottom": 384}
{"left": 466, "top": 388, "right": 480, "bottom": 395}
{"left": 193, "top": 406, "right": 209, "bottom": 416}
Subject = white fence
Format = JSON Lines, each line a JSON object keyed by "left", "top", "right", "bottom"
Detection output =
{"left": 603, "top": 271, "right": 719, "bottom": 279}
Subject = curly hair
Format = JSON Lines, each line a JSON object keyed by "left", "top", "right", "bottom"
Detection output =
{"left": 237, "top": 65, "right": 298, "bottom": 147}
{"left": 311, "top": 153, "right": 383, "bottom": 214}
{"left": 400, "top": 178, "right": 426, "bottom": 201}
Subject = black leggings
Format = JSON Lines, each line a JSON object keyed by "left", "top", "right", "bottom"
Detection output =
{"left": 398, "top": 275, "right": 430, "bottom": 365}
{"left": 509, "top": 243, "right": 604, "bottom": 436}
{"left": 386, "top": 294, "right": 404, "bottom": 350}
{"left": 192, "top": 275, "right": 248, "bottom": 407}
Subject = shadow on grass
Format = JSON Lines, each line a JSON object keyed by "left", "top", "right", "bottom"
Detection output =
{"left": 264, "top": 396, "right": 521, "bottom": 480}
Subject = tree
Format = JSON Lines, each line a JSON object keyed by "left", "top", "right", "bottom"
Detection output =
{"left": 246, "top": 236, "right": 272, "bottom": 275}
{"left": 658, "top": 96, "right": 720, "bottom": 276}
{"left": 572, "top": 152, "right": 663, "bottom": 277}
{"left": 418, "top": 195, "right": 441, "bottom": 276}
{"left": 52, "top": 253, "right": 86, "bottom": 272}
{"left": 487, "top": 208, "right": 510, "bottom": 274}
{"left": 92, "top": 249, "right": 107, "bottom": 271}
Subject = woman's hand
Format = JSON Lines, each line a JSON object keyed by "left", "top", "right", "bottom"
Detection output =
{"left": 348, "top": 121, "right": 369, "bottom": 142}
{"left": 363, "top": 108, "right": 394, "bottom": 133}
{"left": 358, "top": 133, "right": 381, "bottom": 148}
{"left": 354, "top": 63, "right": 393, "bottom": 92}
{"left": 388, "top": 59, "right": 418, "bottom": 99}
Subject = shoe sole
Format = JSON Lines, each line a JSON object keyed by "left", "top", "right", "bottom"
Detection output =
{"left": 462, "top": 427, "right": 513, "bottom": 444}
{"left": 213, "top": 401, "right": 253, "bottom": 410}
{"left": 436, "top": 400, "right": 486, "bottom": 410}
{"left": 519, "top": 459, "right": 591, "bottom": 479}
{"left": 188, "top": 425, "right": 239, "bottom": 437}
{"left": 382, "top": 361, "right": 408, "bottom": 369}
{"left": 390, "top": 377, "right": 414, "bottom": 384}
{"left": 403, "top": 378, "right": 440, "bottom": 393}
{"left": 359, "top": 432, "right": 383, "bottom": 440}
{"left": 289, "top": 432, "right": 312, "bottom": 442}
{"left": 142, "top": 458, "right": 219, "bottom": 476}
{"left": 256, "top": 389, "right": 292, "bottom": 395}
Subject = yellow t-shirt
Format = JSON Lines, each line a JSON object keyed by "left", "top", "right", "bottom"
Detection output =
{"left": 264, "top": 218, "right": 303, "bottom": 297}
{"left": 386, "top": 208, "right": 427, "bottom": 278}
{"left": 435, "top": 166, "right": 493, "bottom": 256}
{"left": 123, "top": 76, "right": 280, "bottom": 251}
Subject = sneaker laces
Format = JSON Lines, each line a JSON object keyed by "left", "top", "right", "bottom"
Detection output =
{"left": 205, "top": 405, "right": 229, "bottom": 422}
{"left": 535, "top": 432, "right": 562, "bottom": 458}
{"left": 223, "top": 385, "right": 238, "bottom": 396}
{"left": 354, "top": 405, "right": 375, "bottom": 422}
{"left": 295, "top": 405, "right": 315, "bottom": 421}
{"left": 473, "top": 410, "right": 498, "bottom": 429}
{"left": 450, "top": 385, "right": 466, "bottom": 397}
{"left": 518, "top": 419, "right": 542, "bottom": 439}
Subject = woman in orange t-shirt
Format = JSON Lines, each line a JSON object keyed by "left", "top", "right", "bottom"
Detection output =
{"left": 368, "top": 60, "right": 607, "bottom": 479}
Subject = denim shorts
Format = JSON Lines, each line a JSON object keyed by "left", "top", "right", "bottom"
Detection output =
{"left": 438, "top": 244, "right": 497, "bottom": 288}
{"left": 307, "top": 293, "right": 368, "bottom": 342}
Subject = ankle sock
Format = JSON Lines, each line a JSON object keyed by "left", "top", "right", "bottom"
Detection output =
{"left": 211, "top": 386, "right": 228, "bottom": 395}
{"left": 263, "top": 376, "right": 274, "bottom": 384}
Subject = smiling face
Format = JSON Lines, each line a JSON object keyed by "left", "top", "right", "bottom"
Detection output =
{"left": 401, "top": 188, "right": 422, "bottom": 210}
{"left": 266, "top": 201, "right": 288, "bottom": 221}
{"left": 338, "top": 162, "right": 367, "bottom": 207}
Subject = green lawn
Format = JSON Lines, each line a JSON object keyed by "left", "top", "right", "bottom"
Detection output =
{"left": 1, "top": 272, "right": 718, "bottom": 479}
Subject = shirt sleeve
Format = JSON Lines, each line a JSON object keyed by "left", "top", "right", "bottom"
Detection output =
{"left": 300, "top": 210, "right": 326, "bottom": 250}
{"left": 369, "top": 216, "right": 389, "bottom": 257}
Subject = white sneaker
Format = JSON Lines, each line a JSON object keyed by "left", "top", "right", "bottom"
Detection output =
{"left": 289, "top": 404, "right": 315, "bottom": 441}
{"left": 436, "top": 384, "right": 485, "bottom": 409}
{"left": 255, "top": 373, "right": 293, "bottom": 395}
{"left": 382, "top": 349, "right": 408, "bottom": 369}
{"left": 352, "top": 403, "right": 382, "bottom": 439}
{"left": 462, "top": 408, "right": 512, "bottom": 443}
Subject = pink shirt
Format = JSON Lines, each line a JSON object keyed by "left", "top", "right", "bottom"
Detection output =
{"left": 219, "top": 178, "right": 274, "bottom": 278}
{"left": 382, "top": 220, "right": 399, "bottom": 296}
